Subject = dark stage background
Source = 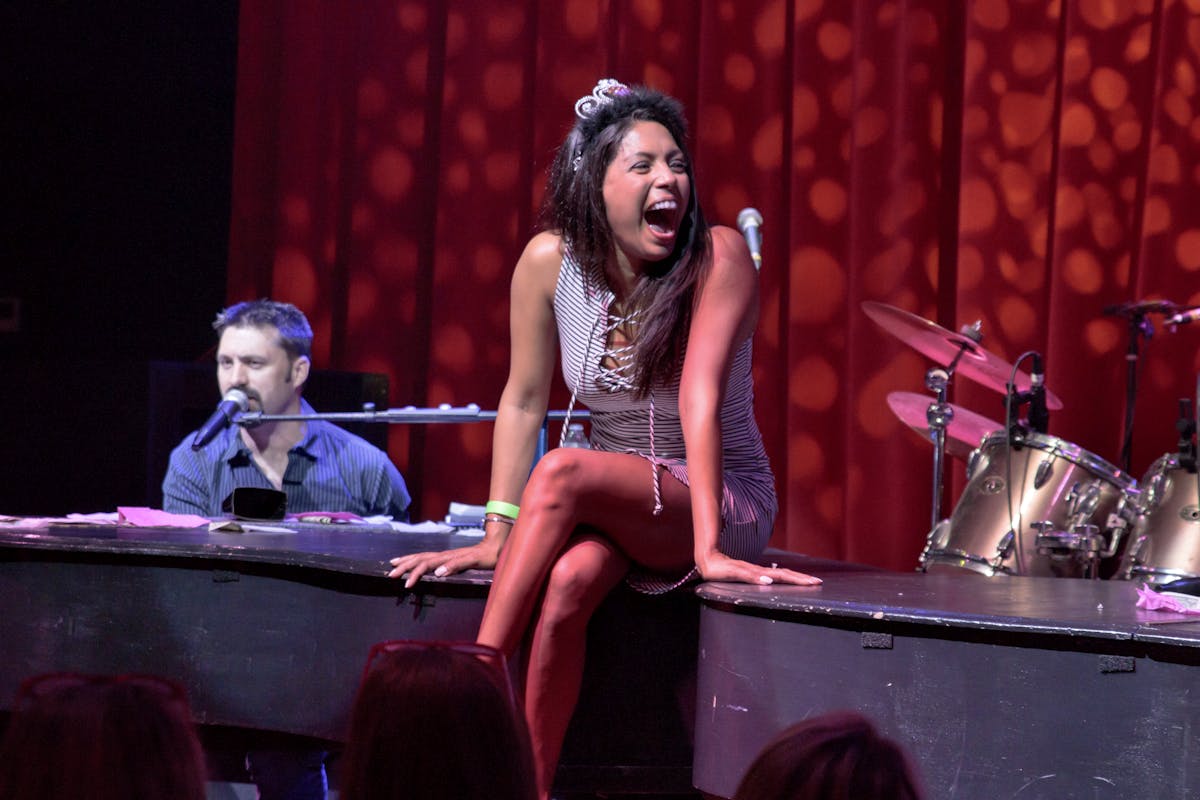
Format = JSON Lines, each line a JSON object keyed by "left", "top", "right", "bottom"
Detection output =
{"left": 4, "top": 1, "right": 1200, "bottom": 575}
{"left": 1, "top": 3, "right": 237, "bottom": 512}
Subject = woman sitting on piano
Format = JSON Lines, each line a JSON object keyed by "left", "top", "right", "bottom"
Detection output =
{"left": 388, "top": 78, "right": 820, "bottom": 800}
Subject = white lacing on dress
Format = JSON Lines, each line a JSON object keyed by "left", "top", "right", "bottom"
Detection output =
{"left": 561, "top": 300, "right": 664, "bottom": 515}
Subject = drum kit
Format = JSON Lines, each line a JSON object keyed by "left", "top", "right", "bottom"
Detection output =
{"left": 863, "top": 300, "right": 1200, "bottom": 585}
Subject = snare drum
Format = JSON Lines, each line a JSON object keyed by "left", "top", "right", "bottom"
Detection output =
{"left": 1116, "top": 454, "right": 1200, "bottom": 584}
{"left": 921, "top": 431, "right": 1137, "bottom": 577}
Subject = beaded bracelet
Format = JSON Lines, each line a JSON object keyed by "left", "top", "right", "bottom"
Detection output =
{"left": 485, "top": 500, "right": 520, "bottom": 520}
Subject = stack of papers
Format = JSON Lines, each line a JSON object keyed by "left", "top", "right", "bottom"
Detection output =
{"left": 444, "top": 502, "right": 485, "bottom": 528}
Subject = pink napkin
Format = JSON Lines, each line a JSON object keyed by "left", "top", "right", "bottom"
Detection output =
{"left": 1135, "top": 583, "right": 1200, "bottom": 615}
{"left": 118, "top": 507, "right": 210, "bottom": 528}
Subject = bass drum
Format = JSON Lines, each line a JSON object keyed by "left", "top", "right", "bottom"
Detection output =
{"left": 1116, "top": 454, "right": 1200, "bottom": 585}
{"left": 922, "top": 431, "right": 1138, "bottom": 578}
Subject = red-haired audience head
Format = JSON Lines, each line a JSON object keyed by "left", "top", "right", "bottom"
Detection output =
{"left": 0, "top": 673, "right": 207, "bottom": 800}
{"left": 338, "top": 641, "right": 536, "bottom": 800}
{"left": 733, "top": 710, "right": 924, "bottom": 800}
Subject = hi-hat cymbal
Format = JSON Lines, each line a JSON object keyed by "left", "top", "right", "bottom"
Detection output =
{"left": 862, "top": 301, "right": 1063, "bottom": 410}
{"left": 886, "top": 391, "right": 1003, "bottom": 460}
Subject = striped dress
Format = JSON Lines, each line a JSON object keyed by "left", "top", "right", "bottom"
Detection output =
{"left": 553, "top": 249, "right": 778, "bottom": 593}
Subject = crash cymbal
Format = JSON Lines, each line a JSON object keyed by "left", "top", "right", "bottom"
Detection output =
{"left": 862, "top": 301, "right": 1063, "bottom": 410}
{"left": 887, "top": 391, "right": 1003, "bottom": 460}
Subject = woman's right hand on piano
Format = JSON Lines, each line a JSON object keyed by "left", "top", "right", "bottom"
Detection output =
{"left": 387, "top": 538, "right": 502, "bottom": 589}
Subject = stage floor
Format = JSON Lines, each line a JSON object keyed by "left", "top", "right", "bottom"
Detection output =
{"left": 694, "top": 563, "right": 1200, "bottom": 800}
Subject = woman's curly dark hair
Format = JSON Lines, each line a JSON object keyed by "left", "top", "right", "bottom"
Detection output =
{"left": 541, "top": 83, "right": 712, "bottom": 396}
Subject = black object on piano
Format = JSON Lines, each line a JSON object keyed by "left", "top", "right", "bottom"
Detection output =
{"left": 221, "top": 487, "right": 287, "bottom": 520}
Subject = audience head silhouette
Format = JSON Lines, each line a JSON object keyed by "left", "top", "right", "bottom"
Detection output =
{"left": 338, "top": 640, "right": 536, "bottom": 800}
{"left": 0, "top": 672, "right": 207, "bottom": 800}
{"left": 734, "top": 710, "right": 923, "bottom": 800}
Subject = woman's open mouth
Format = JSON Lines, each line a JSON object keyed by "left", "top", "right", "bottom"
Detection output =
{"left": 644, "top": 198, "right": 679, "bottom": 236}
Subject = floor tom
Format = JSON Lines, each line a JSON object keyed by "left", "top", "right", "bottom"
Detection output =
{"left": 1116, "top": 454, "right": 1200, "bottom": 584}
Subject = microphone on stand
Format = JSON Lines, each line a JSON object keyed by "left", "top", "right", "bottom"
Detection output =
{"left": 1102, "top": 300, "right": 1179, "bottom": 317}
{"left": 191, "top": 388, "right": 249, "bottom": 450}
{"left": 737, "top": 207, "right": 763, "bottom": 271}
{"left": 1167, "top": 307, "right": 1200, "bottom": 327}
{"left": 1028, "top": 353, "right": 1049, "bottom": 435}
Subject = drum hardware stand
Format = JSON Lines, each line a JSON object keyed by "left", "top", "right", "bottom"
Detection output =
{"left": 924, "top": 368, "right": 954, "bottom": 535}
{"left": 989, "top": 529, "right": 1016, "bottom": 573}
{"left": 918, "top": 323, "right": 985, "bottom": 569}
{"left": 1032, "top": 523, "right": 1122, "bottom": 580}
{"left": 1119, "top": 528, "right": 1147, "bottom": 580}
{"left": 1176, "top": 399, "right": 1197, "bottom": 474}
{"left": 922, "top": 332, "right": 977, "bottom": 534}
{"left": 1031, "top": 480, "right": 1128, "bottom": 578}
{"left": 1032, "top": 521, "right": 1106, "bottom": 578}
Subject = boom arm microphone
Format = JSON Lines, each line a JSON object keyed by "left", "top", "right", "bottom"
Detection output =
{"left": 1102, "top": 299, "right": 1179, "bottom": 317}
{"left": 191, "top": 389, "right": 249, "bottom": 450}
{"left": 1167, "top": 307, "right": 1200, "bottom": 327}
{"left": 737, "top": 207, "right": 763, "bottom": 271}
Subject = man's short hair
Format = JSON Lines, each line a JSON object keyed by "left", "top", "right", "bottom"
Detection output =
{"left": 213, "top": 300, "right": 313, "bottom": 360}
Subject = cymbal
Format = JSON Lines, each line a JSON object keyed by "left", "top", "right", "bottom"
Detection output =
{"left": 862, "top": 301, "right": 1063, "bottom": 410}
{"left": 886, "top": 391, "right": 1003, "bottom": 460}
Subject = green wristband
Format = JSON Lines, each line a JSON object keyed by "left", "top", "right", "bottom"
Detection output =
{"left": 485, "top": 500, "right": 520, "bottom": 520}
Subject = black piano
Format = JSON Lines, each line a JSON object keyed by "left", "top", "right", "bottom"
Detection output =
{"left": 0, "top": 520, "right": 700, "bottom": 797}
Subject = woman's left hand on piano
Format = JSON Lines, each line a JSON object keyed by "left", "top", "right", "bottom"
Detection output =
{"left": 387, "top": 539, "right": 501, "bottom": 589}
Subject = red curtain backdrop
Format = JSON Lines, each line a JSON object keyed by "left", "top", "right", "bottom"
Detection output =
{"left": 227, "top": 0, "right": 1200, "bottom": 572}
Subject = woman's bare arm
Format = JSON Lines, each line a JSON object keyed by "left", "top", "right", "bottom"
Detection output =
{"left": 680, "top": 225, "right": 820, "bottom": 587}
{"left": 389, "top": 232, "right": 562, "bottom": 586}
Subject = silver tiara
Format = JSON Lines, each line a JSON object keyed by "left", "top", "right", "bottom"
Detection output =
{"left": 573, "top": 78, "right": 630, "bottom": 120}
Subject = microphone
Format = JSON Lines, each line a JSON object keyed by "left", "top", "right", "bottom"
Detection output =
{"left": 1028, "top": 353, "right": 1049, "bottom": 435}
{"left": 737, "top": 207, "right": 763, "bottom": 271}
{"left": 1167, "top": 307, "right": 1200, "bottom": 327}
{"left": 191, "top": 388, "right": 249, "bottom": 450}
{"left": 1102, "top": 299, "right": 1179, "bottom": 317}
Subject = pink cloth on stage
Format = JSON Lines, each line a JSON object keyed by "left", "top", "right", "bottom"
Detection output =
{"left": 118, "top": 507, "right": 210, "bottom": 528}
{"left": 1135, "top": 583, "right": 1200, "bottom": 615}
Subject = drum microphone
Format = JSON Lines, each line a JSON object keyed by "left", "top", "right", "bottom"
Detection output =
{"left": 191, "top": 388, "right": 249, "bottom": 450}
{"left": 1028, "top": 354, "right": 1049, "bottom": 435}
{"left": 1167, "top": 307, "right": 1200, "bottom": 327}
{"left": 737, "top": 207, "right": 763, "bottom": 271}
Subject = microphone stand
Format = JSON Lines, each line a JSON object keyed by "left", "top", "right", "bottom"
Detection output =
{"left": 1103, "top": 300, "right": 1181, "bottom": 473}
{"left": 235, "top": 404, "right": 589, "bottom": 463}
{"left": 1118, "top": 310, "right": 1154, "bottom": 473}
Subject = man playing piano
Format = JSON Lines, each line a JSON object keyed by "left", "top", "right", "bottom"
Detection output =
{"left": 161, "top": 298, "right": 411, "bottom": 800}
